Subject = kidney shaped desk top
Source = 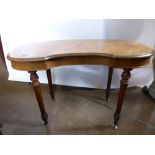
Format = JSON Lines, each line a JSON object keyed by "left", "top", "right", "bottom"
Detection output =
{"left": 7, "top": 39, "right": 153, "bottom": 129}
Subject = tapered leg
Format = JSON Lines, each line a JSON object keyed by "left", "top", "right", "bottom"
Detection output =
{"left": 106, "top": 67, "right": 113, "bottom": 101}
{"left": 29, "top": 71, "right": 48, "bottom": 125}
{"left": 46, "top": 69, "right": 54, "bottom": 99}
{"left": 114, "top": 68, "right": 132, "bottom": 129}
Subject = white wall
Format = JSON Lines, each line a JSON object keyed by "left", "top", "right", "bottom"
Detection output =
{"left": 103, "top": 19, "right": 155, "bottom": 88}
{"left": 1, "top": 19, "right": 155, "bottom": 88}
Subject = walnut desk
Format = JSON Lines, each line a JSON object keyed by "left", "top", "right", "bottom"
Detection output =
{"left": 7, "top": 40, "right": 153, "bottom": 129}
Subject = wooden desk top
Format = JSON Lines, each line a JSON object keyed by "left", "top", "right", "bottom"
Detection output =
{"left": 7, "top": 40, "right": 153, "bottom": 62}
{"left": 6, "top": 39, "right": 154, "bottom": 128}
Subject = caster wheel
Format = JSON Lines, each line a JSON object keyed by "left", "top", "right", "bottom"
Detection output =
{"left": 114, "top": 125, "right": 118, "bottom": 130}
{"left": 107, "top": 98, "right": 110, "bottom": 102}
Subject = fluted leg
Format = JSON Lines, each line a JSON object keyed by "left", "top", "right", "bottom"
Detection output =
{"left": 46, "top": 69, "right": 54, "bottom": 99}
{"left": 114, "top": 68, "right": 132, "bottom": 129}
{"left": 106, "top": 67, "right": 113, "bottom": 101}
{"left": 29, "top": 71, "right": 48, "bottom": 125}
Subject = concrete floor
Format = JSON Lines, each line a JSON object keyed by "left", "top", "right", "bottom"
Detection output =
{"left": 0, "top": 59, "right": 155, "bottom": 134}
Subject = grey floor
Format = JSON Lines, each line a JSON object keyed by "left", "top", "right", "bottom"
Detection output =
{"left": 0, "top": 59, "right": 155, "bottom": 135}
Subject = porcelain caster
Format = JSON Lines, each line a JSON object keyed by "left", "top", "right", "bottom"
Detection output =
{"left": 114, "top": 125, "right": 118, "bottom": 130}
{"left": 107, "top": 98, "right": 110, "bottom": 102}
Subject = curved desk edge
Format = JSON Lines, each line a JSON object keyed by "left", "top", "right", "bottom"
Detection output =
{"left": 9, "top": 55, "right": 152, "bottom": 71}
{"left": 7, "top": 51, "right": 153, "bottom": 63}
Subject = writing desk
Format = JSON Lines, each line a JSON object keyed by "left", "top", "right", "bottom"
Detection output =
{"left": 7, "top": 40, "right": 153, "bottom": 129}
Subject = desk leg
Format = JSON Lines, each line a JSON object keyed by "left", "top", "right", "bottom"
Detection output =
{"left": 29, "top": 71, "right": 48, "bottom": 125}
{"left": 114, "top": 68, "right": 132, "bottom": 129}
{"left": 46, "top": 69, "right": 54, "bottom": 99}
{"left": 106, "top": 67, "right": 113, "bottom": 101}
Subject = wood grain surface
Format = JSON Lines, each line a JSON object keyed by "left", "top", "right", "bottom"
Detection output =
{"left": 7, "top": 40, "right": 153, "bottom": 62}
{"left": 6, "top": 39, "right": 154, "bottom": 127}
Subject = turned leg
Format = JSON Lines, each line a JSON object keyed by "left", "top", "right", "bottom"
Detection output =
{"left": 46, "top": 69, "right": 54, "bottom": 99}
{"left": 29, "top": 71, "right": 48, "bottom": 125}
{"left": 106, "top": 67, "right": 113, "bottom": 101}
{"left": 114, "top": 68, "right": 132, "bottom": 129}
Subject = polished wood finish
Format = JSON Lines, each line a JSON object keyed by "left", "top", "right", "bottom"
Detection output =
{"left": 7, "top": 40, "right": 152, "bottom": 62}
{"left": 46, "top": 69, "right": 54, "bottom": 99}
{"left": 106, "top": 67, "right": 113, "bottom": 101}
{"left": 114, "top": 68, "right": 132, "bottom": 129}
{"left": 10, "top": 56, "right": 151, "bottom": 71}
{"left": 29, "top": 71, "right": 48, "bottom": 125}
{"left": 7, "top": 40, "right": 153, "bottom": 128}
